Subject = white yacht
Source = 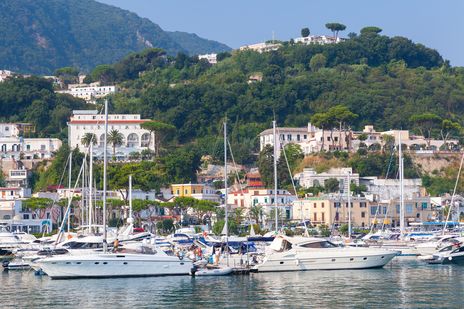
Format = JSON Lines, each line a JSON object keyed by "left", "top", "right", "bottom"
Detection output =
{"left": 36, "top": 243, "right": 193, "bottom": 279}
{"left": 252, "top": 236, "right": 398, "bottom": 272}
{"left": 416, "top": 235, "right": 463, "bottom": 256}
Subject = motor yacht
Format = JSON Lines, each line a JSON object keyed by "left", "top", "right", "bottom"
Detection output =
{"left": 252, "top": 235, "right": 398, "bottom": 272}
{"left": 425, "top": 242, "right": 464, "bottom": 265}
{"left": 415, "top": 235, "right": 462, "bottom": 256}
{"left": 36, "top": 242, "right": 193, "bottom": 279}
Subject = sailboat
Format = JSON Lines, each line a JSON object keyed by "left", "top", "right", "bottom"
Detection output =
{"left": 36, "top": 100, "right": 193, "bottom": 279}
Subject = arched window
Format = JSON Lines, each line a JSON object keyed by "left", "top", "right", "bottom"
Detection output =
{"left": 127, "top": 133, "right": 139, "bottom": 147}
{"left": 99, "top": 134, "right": 105, "bottom": 147}
{"left": 141, "top": 133, "right": 151, "bottom": 147}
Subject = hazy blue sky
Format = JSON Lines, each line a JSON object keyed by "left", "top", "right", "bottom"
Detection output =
{"left": 98, "top": 0, "right": 464, "bottom": 66}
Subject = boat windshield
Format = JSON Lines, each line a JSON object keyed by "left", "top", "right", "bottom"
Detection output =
{"left": 300, "top": 241, "right": 337, "bottom": 249}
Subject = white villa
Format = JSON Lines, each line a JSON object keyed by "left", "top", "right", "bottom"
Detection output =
{"left": 259, "top": 123, "right": 459, "bottom": 155}
{"left": 294, "top": 167, "right": 359, "bottom": 193}
{"left": 294, "top": 35, "right": 345, "bottom": 45}
{"left": 198, "top": 53, "right": 217, "bottom": 64}
{"left": 259, "top": 123, "right": 350, "bottom": 156}
{"left": 239, "top": 42, "right": 282, "bottom": 53}
{"left": 57, "top": 83, "right": 117, "bottom": 103}
{"left": 68, "top": 110, "right": 154, "bottom": 159}
{"left": 0, "top": 123, "right": 62, "bottom": 160}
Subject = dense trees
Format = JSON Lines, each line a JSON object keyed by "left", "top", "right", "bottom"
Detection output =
{"left": 140, "top": 120, "right": 176, "bottom": 156}
{"left": 301, "top": 27, "right": 310, "bottom": 38}
{"left": 0, "top": 77, "right": 88, "bottom": 137}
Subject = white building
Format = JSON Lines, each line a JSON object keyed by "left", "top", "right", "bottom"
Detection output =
{"left": 239, "top": 42, "right": 282, "bottom": 53}
{"left": 259, "top": 126, "right": 309, "bottom": 156}
{"left": 227, "top": 188, "right": 296, "bottom": 221}
{"left": 58, "top": 83, "right": 117, "bottom": 103}
{"left": 361, "top": 177, "right": 424, "bottom": 201}
{"left": 0, "top": 123, "right": 62, "bottom": 160}
{"left": 0, "top": 70, "right": 13, "bottom": 82}
{"left": 259, "top": 123, "right": 458, "bottom": 155}
{"left": 198, "top": 53, "right": 217, "bottom": 64}
{"left": 353, "top": 125, "right": 459, "bottom": 151}
{"left": 68, "top": 110, "right": 154, "bottom": 159}
{"left": 295, "top": 167, "right": 359, "bottom": 193}
{"left": 259, "top": 123, "right": 349, "bottom": 155}
{"left": 294, "top": 35, "right": 345, "bottom": 45}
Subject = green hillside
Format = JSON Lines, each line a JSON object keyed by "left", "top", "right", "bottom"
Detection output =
{"left": 0, "top": 0, "right": 230, "bottom": 74}
{"left": 96, "top": 30, "right": 464, "bottom": 164}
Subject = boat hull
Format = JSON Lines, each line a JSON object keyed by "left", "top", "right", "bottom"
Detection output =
{"left": 37, "top": 253, "right": 193, "bottom": 279}
{"left": 254, "top": 251, "right": 398, "bottom": 272}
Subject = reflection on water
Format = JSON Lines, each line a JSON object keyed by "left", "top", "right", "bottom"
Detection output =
{"left": 2, "top": 259, "right": 464, "bottom": 308}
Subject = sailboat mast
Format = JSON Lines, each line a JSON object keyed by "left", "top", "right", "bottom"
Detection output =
{"left": 129, "top": 174, "right": 133, "bottom": 222}
{"left": 399, "top": 132, "right": 405, "bottom": 237}
{"left": 273, "top": 120, "right": 278, "bottom": 231}
{"left": 102, "top": 100, "right": 108, "bottom": 252}
{"left": 224, "top": 121, "right": 228, "bottom": 241}
{"left": 68, "top": 151, "right": 72, "bottom": 233}
{"left": 88, "top": 142, "right": 93, "bottom": 234}
{"left": 347, "top": 170, "right": 351, "bottom": 239}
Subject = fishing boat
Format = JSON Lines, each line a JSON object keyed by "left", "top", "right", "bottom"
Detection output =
{"left": 252, "top": 235, "right": 398, "bottom": 272}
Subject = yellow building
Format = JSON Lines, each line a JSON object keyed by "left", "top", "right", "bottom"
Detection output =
{"left": 293, "top": 196, "right": 370, "bottom": 227}
{"left": 170, "top": 183, "right": 220, "bottom": 202}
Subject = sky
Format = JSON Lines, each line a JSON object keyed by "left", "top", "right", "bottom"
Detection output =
{"left": 98, "top": 0, "right": 464, "bottom": 66}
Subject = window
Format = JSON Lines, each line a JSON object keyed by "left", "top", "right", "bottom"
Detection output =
{"left": 297, "top": 134, "right": 300, "bottom": 141}
{"left": 334, "top": 137, "right": 338, "bottom": 142}
{"left": 406, "top": 205, "right": 413, "bottom": 214}
{"left": 321, "top": 212, "right": 325, "bottom": 222}
{"left": 287, "top": 134, "right": 292, "bottom": 141}
{"left": 360, "top": 202, "right": 367, "bottom": 208}
{"left": 300, "top": 241, "right": 336, "bottom": 248}
{"left": 327, "top": 137, "right": 330, "bottom": 141}
{"left": 313, "top": 212, "right": 317, "bottom": 222}
{"left": 23, "top": 214, "right": 30, "bottom": 219}
{"left": 361, "top": 212, "right": 365, "bottom": 218}
{"left": 304, "top": 135, "right": 307, "bottom": 140}
{"left": 422, "top": 202, "right": 428, "bottom": 209}
{"left": 370, "top": 206, "right": 378, "bottom": 215}
{"left": 176, "top": 190, "right": 180, "bottom": 195}
{"left": 321, "top": 202, "right": 325, "bottom": 208}
{"left": 313, "top": 203, "right": 317, "bottom": 208}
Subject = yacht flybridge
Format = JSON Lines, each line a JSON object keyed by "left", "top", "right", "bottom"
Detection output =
{"left": 252, "top": 236, "right": 398, "bottom": 272}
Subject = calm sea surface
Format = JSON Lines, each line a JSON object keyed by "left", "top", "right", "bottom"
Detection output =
{"left": 1, "top": 259, "right": 464, "bottom": 308}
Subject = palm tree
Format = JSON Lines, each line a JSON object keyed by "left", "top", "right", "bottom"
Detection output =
{"left": 249, "top": 205, "right": 263, "bottom": 225}
{"left": 107, "top": 129, "right": 124, "bottom": 159}
{"left": 81, "top": 133, "right": 97, "bottom": 147}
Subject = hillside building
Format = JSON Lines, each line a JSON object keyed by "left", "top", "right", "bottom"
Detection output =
{"left": 67, "top": 110, "right": 154, "bottom": 160}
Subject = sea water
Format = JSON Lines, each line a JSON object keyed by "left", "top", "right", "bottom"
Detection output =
{"left": 1, "top": 259, "right": 463, "bottom": 308}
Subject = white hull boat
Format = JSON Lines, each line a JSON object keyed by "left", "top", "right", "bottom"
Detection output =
{"left": 37, "top": 251, "right": 193, "bottom": 279}
{"left": 194, "top": 266, "right": 233, "bottom": 276}
{"left": 253, "top": 236, "right": 398, "bottom": 272}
